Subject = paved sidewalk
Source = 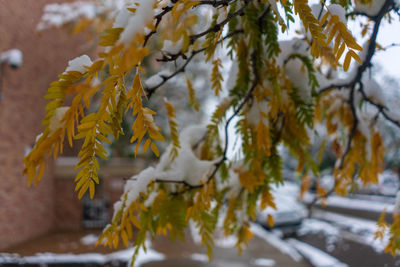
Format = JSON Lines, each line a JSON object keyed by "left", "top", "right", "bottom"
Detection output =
{"left": 2, "top": 226, "right": 313, "bottom": 267}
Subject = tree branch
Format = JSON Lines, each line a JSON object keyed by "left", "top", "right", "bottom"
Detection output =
{"left": 144, "top": 29, "right": 244, "bottom": 98}
{"left": 144, "top": 0, "right": 238, "bottom": 46}
{"left": 339, "top": 86, "right": 358, "bottom": 169}
{"left": 189, "top": 0, "right": 251, "bottom": 44}
{"left": 319, "top": 0, "right": 393, "bottom": 95}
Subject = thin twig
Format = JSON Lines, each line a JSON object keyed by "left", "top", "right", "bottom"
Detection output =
{"left": 145, "top": 29, "right": 244, "bottom": 98}
{"left": 189, "top": 0, "right": 251, "bottom": 44}
{"left": 339, "top": 85, "right": 358, "bottom": 169}
{"left": 319, "top": 0, "right": 394, "bottom": 95}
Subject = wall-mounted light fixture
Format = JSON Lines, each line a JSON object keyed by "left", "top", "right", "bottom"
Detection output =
{"left": 0, "top": 49, "right": 23, "bottom": 101}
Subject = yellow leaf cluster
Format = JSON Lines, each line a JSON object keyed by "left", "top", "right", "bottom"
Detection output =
{"left": 320, "top": 11, "right": 363, "bottom": 71}
{"left": 161, "top": 0, "right": 200, "bottom": 53}
{"left": 385, "top": 212, "right": 400, "bottom": 256}
{"left": 374, "top": 209, "right": 388, "bottom": 241}
{"left": 237, "top": 160, "right": 267, "bottom": 193}
{"left": 260, "top": 187, "right": 276, "bottom": 210}
{"left": 75, "top": 113, "right": 111, "bottom": 199}
{"left": 164, "top": 98, "right": 181, "bottom": 160}
{"left": 211, "top": 58, "right": 224, "bottom": 96}
{"left": 24, "top": 66, "right": 97, "bottom": 186}
{"left": 235, "top": 223, "right": 254, "bottom": 255}
{"left": 97, "top": 200, "right": 146, "bottom": 249}
{"left": 186, "top": 76, "right": 199, "bottom": 111}
{"left": 127, "top": 70, "right": 164, "bottom": 157}
{"left": 256, "top": 120, "right": 271, "bottom": 156}
{"left": 293, "top": 0, "right": 326, "bottom": 58}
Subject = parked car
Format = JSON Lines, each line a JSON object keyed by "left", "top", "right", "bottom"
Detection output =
{"left": 256, "top": 182, "right": 307, "bottom": 235}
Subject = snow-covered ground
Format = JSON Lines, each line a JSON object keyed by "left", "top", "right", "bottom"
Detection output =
{"left": 298, "top": 210, "right": 390, "bottom": 253}
{"left": 251, "top": 223, "right": 303, "bottom": 262}
{"left": 288, "top": 239, "right": 348, "bottom": 267}
{"left": 0, "top": 241, "right": 165, "bottom": 266}
{"left": 304, "top": 192, "right": 394, "bottom": 214}
{"left": 1, "top": 223, "right": 348, "bottom": 267}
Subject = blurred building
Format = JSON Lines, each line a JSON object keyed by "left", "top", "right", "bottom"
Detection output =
{"left": 0, "top": 0, "right": 138, "bottom": 250}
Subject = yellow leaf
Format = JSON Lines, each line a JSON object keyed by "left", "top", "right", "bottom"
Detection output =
{"left": 121, "top": 230, "right": 129, "bottom": 247}
{"left": 143, "top": 138, "right": 151, "bottom": 153}
{"left": 267, "top": 214, "right": 275, "bottom": 228}
{"left": 186, "top": 76, "right": 199, "bottom": 111}
{"left": 89, "top": 180, "right": 95, "bottom": 199}
{"left": 113, "top": 234, "right": 119, "bottom": 249}
{"left": 78, "top": 181, "right": 89, "bottom": 199}
{"left": 151, "top": 142, "right": 160, "bottom": 157}
{"left": 343, "top": 52, "right": 352, "bottom": 72}
{"left": 349, "top": 49, "right": 362, "bottom": 65}
{"left": 130, "top": 214, "right": 142, "bottom": 229}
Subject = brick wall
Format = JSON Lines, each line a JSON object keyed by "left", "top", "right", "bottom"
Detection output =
{"left": 54, "top": 177, "right": 124, "bottom": 231}
{"left": 0, "top": 0, "right": 90, "bottom": 249}
{"left": 53, "top": 158, "right": 146, "bottom": 231}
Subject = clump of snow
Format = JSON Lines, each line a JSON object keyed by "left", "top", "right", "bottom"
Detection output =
{"left": 123, "top": 166, "right": 157, "bottom": 212}
{"left": 277, "top": 39, "right": 309, "bottom": 65}
{"left": 49, "top": 106, "right": 69, "bottom": 134}
{"left": 252, "top": 258, "right": 276, "bottom": 267}
{"left": 114, "top": 125, "right": 217, "bottom": 219}
{"left": 118, "top": 0, "right": 156, "bottom": 45}
{"left": 144, "top": 70, "right": 171, "bottom": 88}
{"left": 37, "top": 0, "right": 130, "bottom": 31}
{"left": 65, "top": 55, "right": 93, "bottom": 73}
{"left": 0, "top": 49, "right": 23, "bottom": 67}
{"left": 311, "top": 4, "right": 325, "bottom": 20}
{"left": 287, "top": 238, "right": 348, "bottom": 267}
{"left": 80, "top": 234, "right": 99, "bottom": 246}
{"left": 285, "top": 59, "right": 312, "bottom": 103}
{"left": 144, "top": 191, "right": 158, "bottom": 207}
{"left": 328, "top": 4, "right": 347, "bottom": 25}
{"left": 113, "top": 4, "right": 133, "bottom": 28}
{"left": 156, "top": 125, "right": 217, "bottom": 186}
{"left": 162, "top": 39, "right": 183, "bottom": 55}
{"left": 178, "top": 125, "right": 207, "bottom": 149}
{"left": 354, "top": 0, "right": 386, "bottom": 17}
{"left": 37, "top": 1, "right": 96, "bottom": 30}
{"left": 277, "top": 39, "right": 314, "bottom": 103}
{"left": 214, "top": 234, "right": 238, "bottom": 248}
{"left": 362, "top": 76, "right": 385, "bottom": 105}
{"left": 246, "top": 100, "right": 270, "bottom": 126}
{"left": 190, "top": 253, "right": 209, "bottom": 262}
